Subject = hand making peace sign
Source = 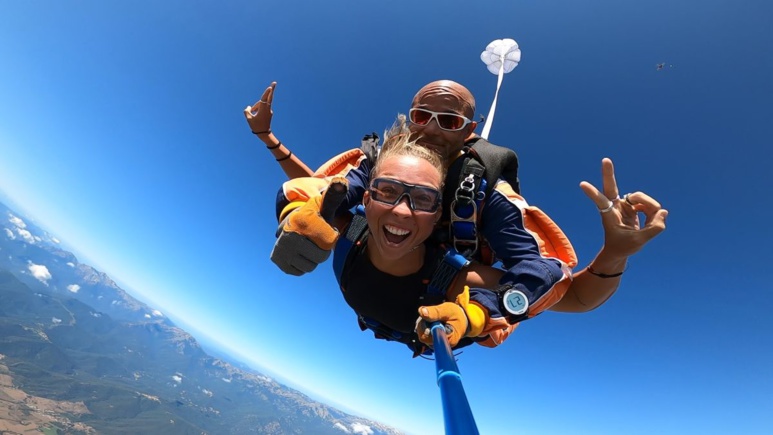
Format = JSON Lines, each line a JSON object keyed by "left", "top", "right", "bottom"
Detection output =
{"left": 580, "top": 158, "right": 668, "bottom": 259}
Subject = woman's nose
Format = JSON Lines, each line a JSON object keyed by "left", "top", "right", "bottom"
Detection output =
{"left": 392, "top": 195, "right": 413, "bottom": 215}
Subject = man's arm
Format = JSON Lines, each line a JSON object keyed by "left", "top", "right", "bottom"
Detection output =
{"left": 273, "top": 150, "right": 373, "bottom": 222}
{"left": 243, "top": 81, "right": 314, "bottom": 179}
{"left": 417, "top": 181, "right": 572, "bottom": 348}
{"left": 551, "top": 158, "right": 668, "bottom": 312}
{"left": 472, "top": 188, "right": 572, "bottom": 323}
{"left": 270, "top": 149, "right": 375, "bottom": 276}
{"left": 551, "top": 250, "right": 626, "bottom": 312}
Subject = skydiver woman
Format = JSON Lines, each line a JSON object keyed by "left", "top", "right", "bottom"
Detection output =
{"left": 335, "top": 118, "right": 506, "bottom": 353}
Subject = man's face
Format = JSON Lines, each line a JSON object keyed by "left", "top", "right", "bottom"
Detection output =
{"left": 409, "top": 83, "right": 477, "bottom": 164}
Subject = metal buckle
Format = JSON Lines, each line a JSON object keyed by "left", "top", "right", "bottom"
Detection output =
{"left": 449, "top": 199, "right": 478, "bottom": 255}
{"left": 454, "top": 174, "right": 476, "bottom": 205}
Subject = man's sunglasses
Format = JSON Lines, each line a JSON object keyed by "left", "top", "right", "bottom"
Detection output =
{"left": 368, "top": 177, "right": 442, "bottom": 213}
{"left": 408, "top": 108, "right": 474, "bottom": 132}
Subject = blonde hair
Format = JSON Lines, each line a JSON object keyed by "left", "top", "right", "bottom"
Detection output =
{"left": 373, "top": 114, "right": 446, "bottom": 182}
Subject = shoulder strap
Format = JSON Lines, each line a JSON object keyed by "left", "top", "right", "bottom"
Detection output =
{"left": 442, "top": 147, "right": 489, "bottom": 257}
{"left": 360, "top": 132, "right": 380, "bottom": 164}
{"left": 468, "top": 136, "right": 520, "bottom": 195}
{"left": 439, "top": 138, "right": 522, "bottom": 258}
{"left": 332, "top": 205, "right": 369, "bottom": 288}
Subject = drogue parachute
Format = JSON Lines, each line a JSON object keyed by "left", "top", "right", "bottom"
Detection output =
{"left": 481, "top": 38, "right": 521, "bottom": 75}
{"left": 479, "top": 38, "right": 521, "bottom": 140}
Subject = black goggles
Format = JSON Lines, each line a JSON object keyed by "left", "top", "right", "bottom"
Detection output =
{"left": 408, "top": 108, "right": 473, "bottom": 132}
{"left": 368, "top": 177, "right": 442, "bottom": 213}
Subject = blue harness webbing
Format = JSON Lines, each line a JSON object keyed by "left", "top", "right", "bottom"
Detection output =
{"left": 426, "top": 248, "right": 470, "bottom": 296}
{"left": 332, "top": 206, "right": 368, "bottom": 282}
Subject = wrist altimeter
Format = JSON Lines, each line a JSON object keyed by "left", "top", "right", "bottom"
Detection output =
{"left": 498, "top": 284, "right": 529, "bottom": 320}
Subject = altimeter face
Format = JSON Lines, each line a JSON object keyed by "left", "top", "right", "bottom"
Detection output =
{"left": 502, "top": 289, "right": 528, "bottom": 316}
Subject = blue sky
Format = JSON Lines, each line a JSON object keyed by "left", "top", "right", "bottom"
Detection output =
{"left": 1, "top": 1, "right": 771, "bottom": 434}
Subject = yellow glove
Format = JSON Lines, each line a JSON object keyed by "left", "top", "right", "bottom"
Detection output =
{"left": 270, "top": 178, "right": 347, "bottom": 275}
{"left": 416, "top": 286, "right": 488, "bottom": 348}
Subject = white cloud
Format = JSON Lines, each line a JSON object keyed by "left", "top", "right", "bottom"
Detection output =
{"left": 66, "top": 262, "right": 75, "bottom": 267}
{"left": 221, "top": 378, "right": 232, "bottom": 383}
{"left": 144, "top": 314, "right": 151, "bottom": 319}
{"left": 90, "top": 312, "right": 102, "bottom": 318}
{"left": 152, "top": 310, "right": 163, "bottom": 317}
{"left": 334, "top": 422, "right": 350, "bottom": 433}
{"left": 52, "top": 317, "right": 62, "bottom": 324}
{"left": 28, "top": 263, "right": 51, "bottom": 285}
{"left": 202, "top": 388, "right": 213, "bottom": 397}
{"left": 8, "top": 215, "right": 26, "bottom": 228}
{"left": 67, "top": 284, "right": 80, "bottom": 293}
{"left": 171, "top": 374, "right": 183, "bottom": 384}
{"left": 350, "top": 423, "right": 373, "bottom": 435}
{"left": 51, "top": 237, "right": 60, "bottom": 244}
{"left": 16, "top": 228, "right": 34, "bottom": 244}
{"left": 4, "top": 228, "right": 14, "bottom": 239}
{"left": 257, "top": 374, "right": 272, "bottom": 382}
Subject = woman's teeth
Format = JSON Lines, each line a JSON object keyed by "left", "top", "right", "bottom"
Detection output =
{"left": 385, "top": 225, "right": 410, "bottom": 236}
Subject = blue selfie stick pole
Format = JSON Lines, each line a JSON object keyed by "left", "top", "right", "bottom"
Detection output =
{"left": 430, "top": 322, "right": 480, "bottom": 435}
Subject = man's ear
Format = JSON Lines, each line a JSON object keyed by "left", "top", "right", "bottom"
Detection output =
{"left": 363, "top": 190, "right": 371, "bottom": 206}
{"left": 464, "top": 122, "right": 478, "bottom": 141}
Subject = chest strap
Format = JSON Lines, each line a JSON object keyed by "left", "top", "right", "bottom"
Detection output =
{"left": 426, "top": 248, "right": 470, "bottom": 297}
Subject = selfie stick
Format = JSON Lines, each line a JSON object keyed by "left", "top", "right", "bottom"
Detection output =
{"left": 430, "top": 322, "right": 480, "bottom": 435}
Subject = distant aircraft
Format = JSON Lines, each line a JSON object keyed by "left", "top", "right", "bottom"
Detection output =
{"left": 656, "top": 62, "right": 674, "bottom": 71}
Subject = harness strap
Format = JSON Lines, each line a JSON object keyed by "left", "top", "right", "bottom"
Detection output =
{"left": 450, "top": 150, "right": 487, "bottom": 257}
{"left": 426, "top": 248, "right": 470, "bottom": 296}
{"left": 468, "top": 137, "right": 520, "bottom": 195}
{"left": 358, "top": 315, "right": 406, "bottom": 341}
{"left": 332, "top": 205, "right": 369, "bottom": 286}
{"left": 357, "top": 315, "right": 431, "bottom": 356}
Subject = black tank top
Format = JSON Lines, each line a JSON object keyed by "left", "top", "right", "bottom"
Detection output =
{"left": 341, "top": 243, "right": 442, "bottom": 334}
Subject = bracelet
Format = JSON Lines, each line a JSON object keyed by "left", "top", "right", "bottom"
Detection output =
{"left": 252, "top": 129, "right": 271, "bottom": 136}
{"left": 586, "top": 265, "right": 624, "bottom": 278}
{"left": 276, "top": 151, "right": 293, "bottom": 162}
{"left": 266, "top": 141, "right": 282, "bottom": 150}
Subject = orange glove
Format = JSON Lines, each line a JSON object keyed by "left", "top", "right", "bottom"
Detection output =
{"left": 416, "top": 286, "right": 489, "bottom": 348}
{"left": 416, "top": 302, "right": 468, "bottom": 348}
{"left": 270, "top": 178, "right": 347, "bottom": 276}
